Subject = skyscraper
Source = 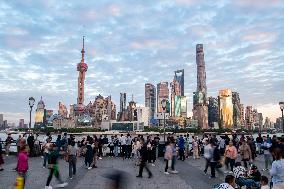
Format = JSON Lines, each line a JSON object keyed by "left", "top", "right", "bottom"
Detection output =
{"left": 77, "top": 36, "right": 88, "bottom": 106}
{"left": 145, "top": 83, "right": 156, "bottom": 119}
{"left": 232, "top": 92, "right": 242, "bottom": 128}
{"left": 174, "top": 69, "right": 184, "bottom": 96}
{"left": 35, "top": 97, "right": 45, "bottom": 128}
{"left": 19, "top": 119, "right": 25, "bottom": 128}
{"left": 0, "top": 114, "right": 3, "bottom": 127}
{"left": 157, "top": 82, "right": 169, "bottom": 113}
{"left": 193, "top": 44, "right": 208, "bottom": 129}
{"left": 119, "top": 93, "right": 127, "bottom": 121}
{"left": 208, "top": 97, "right": 219, "bottom": 128}
{"left": 258, "top": 113, "right": 263, "bottom": 130}
{"left": 245, "top": 106, "right": 253, "bottom": 130}
{"left": 218, "top": 89, "right": 233, "bottom": 129}
{"left": 170, "top": 79, "right": 181, "bottom": 117}
{"left": 240, "top": 104, "right": 245, "bottom": 127}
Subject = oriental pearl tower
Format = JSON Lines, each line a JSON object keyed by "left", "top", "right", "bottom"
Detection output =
{"left": 77, "top": 36, "right": 88, "bottom": 112}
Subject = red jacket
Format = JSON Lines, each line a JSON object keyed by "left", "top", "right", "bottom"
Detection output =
{"left": 17, "top": 151, "right": 28, "bottom": 173}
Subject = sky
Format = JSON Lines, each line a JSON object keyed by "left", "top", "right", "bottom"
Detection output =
{"left": 0, "top": 0, "right": 284, "bottom": 125}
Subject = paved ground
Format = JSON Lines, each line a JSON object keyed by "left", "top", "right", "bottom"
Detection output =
{"left": 0, "top": 154, "right": 270, "bottom": 189}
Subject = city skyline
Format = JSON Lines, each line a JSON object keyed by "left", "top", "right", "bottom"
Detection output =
{"left": 0, "top": 1, "right": 284, "bottom": 124}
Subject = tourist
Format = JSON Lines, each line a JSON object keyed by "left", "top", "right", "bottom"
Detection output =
{"left": 109, "top": 136, "right": 115, "bottom": 157}
{"left": 17, "top": 144, "right": 29, "bottom": 186}
{"left": 102, "top": 135, "right": 109, "bottom": 157}
{"left": 233, "top": 162, "right": 259, "bottom": 188}
{"left": 45, "top": 144, "right": 68, "bottom": 189}
{"left": 256, "top": 134, "right": 264, "bottom": 154}
{"left": 113, "top": 135, "right": 119, "bottom": 157}
{"left": 215, "top": 175, "right": 236, "bottom": 189}
{"left": 16, "top": 135, "right": 22, "bottom": 154}
{"left": 192, "top": 136, "right": 199, "bottom": 159}
{"left": 61, "top": 133, "right": 68, "bottom": 152}
{"left": 224, "top": 141, "right": 237, "bottom": 173}
{"left": 261, "top": 136, "right": 272, "bottom": 171}
{"left": 170, "top": 138, "right": 178, "bottom": 173}
{"left": 125, "top": 134, "right": 132, "bottom": 159}
{"left": 132, "top": 138, "right": 141, "bottom": 165}
{"left": 185, "top": 134, "right": 190, "bottom": 158}
{"left": 34, "top": 134, "right": 41, "bottom": 157}
{"left": 98, "top": 135, "right": 103, "bottom": 159}
{"left": 150, "top": 136, "right": 157, "bottom": 165}
{"left": 84, "top": 141, "right": 94, "bottom": 170}
{"left": 247, "top": 137, "right": 257, "bottom": 161}
{"left": 260, "top": 176, "right": 269, "bottom": 189}
{"left": 0, "top": 137, "right": 4, "bottom": 171}
{"left": 154, "top": 134, "right": 160, "bottom": 158}
{"left": 67, "top": 140, "right": 78, "bottom": 179}
{"left": 249, "top": 165, "right": 261, "bottom": 183}
{"left": 119, "top": 134, "right": 126, "bottom": 158}
{"left": 270, "top": 148, "right": 284, "bottom": 189}
{"left": 146, "top": 136, "right": 153, "bottom": 165}
{"left": 203, "top": 139, "right": 212, "bottom": 175}
{"left": 238, "top": 140, "right": 252, "bottom": 168}
{"left": 43, "top": 137, "right": 52, "bottom": 168}
{"left": 178, "top": 135, "right": 185, "bottom": 161}
{"left": 136, "top": 138, "right": 152, "bottom": 178}
{"left": 164, "top": 141, "right": 173, "bottom": 175}
{"left": 27, "top": 134, "right": 35, "bottom": 157}
{"left": 209, "top": 141, "right": 221, "bottom": 179}
{"left": 5, "top": 133, "right": 13, "bottom": 156}
{"left": 219, "top": 136, "right": 226, "bottom": 156}
{"left": 92, "top": 135, "right": 98, "bottom": 168}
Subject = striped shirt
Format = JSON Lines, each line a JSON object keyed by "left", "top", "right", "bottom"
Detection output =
{"left": 233, "top": 166, "right": 247, "bottom": 178}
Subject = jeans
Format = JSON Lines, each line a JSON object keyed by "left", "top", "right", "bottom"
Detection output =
{"left": 225, "top": 157, "right": 235, "bottom": 171}
{"left": 264, "top": 154, "right": 272, "bottom": 169}
{"left": 114, "top": 146, "right": 118, "bottom": 157}
{"left": 204, "top": 158, "right": 210, "bottom": 173}
{"left": 68, "top": 155, "right": 76, "bottom": 178}
{"left": 43, "top": 153, "right": 49, "bottom": 167}
{"left": 236, "top": 178, "right": 259, "bottom": 187}
{"left": 156, "top": 145, "right": 159, "bottom": 158}
{"left": 171, "top": 156, "right": 176, "bottom": 170}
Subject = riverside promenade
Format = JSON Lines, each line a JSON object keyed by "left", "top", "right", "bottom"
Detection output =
{"left": 0, "top": 154, "right": 270, "bottom": 189}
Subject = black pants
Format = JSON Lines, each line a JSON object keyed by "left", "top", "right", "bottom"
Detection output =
{"left": 126, "top": 145, "right": 131, "bottom": 159}
{"left": 242, "top": 158, "right": 249, "bottom": 168}
{"left": 121, "top": 145, "right": 126, "bottom": 157}
{"left": 179, "top": 149, "right": 185, "bottom": 161}
{"left": 109, "top": 146, "right": 114, "bottom": 156}
{"left": 69, "top": 155, "right": 76, "bottom": 178}
{"left": 225, "top": 158, "right": 235, "bottom": 171}
{"left": 98, "top": 146, "right": 103, "bottom": 157}
{"left": 138, "top": 161, "right": 152, "bottom": 177}
{"left": 46, "top": 167, "right": 63, "bottom": 186}
{"left": 210, "top": 162, "right": 217, "bottom": 178}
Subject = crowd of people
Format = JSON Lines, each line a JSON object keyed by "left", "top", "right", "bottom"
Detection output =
{"left": 0, "top": 132, "right": 284, "bottom": 189}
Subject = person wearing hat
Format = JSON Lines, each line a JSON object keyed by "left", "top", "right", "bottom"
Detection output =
{"left": 5, "top": 133, "right": 13, "bottom": 156}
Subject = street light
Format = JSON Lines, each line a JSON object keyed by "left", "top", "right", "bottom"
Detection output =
{"left": 29, "top": 97, "right": 35, "bottom": 130}
{"left": 279, "top": 102, "right": 284, "bottom": 133}
{"left": 161, "top": 99, "right": 167, "bottom": 142}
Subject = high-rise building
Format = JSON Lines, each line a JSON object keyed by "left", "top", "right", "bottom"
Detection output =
{"left": 35, "top": 97, "right": 45, "bottom": 128}
{"left": 145, "top": 83, "right": 156, "bottom": 119}
{"left": 258, "top": 113, "right": 263, "bottom": 130}
{"left": 19, "top": 119, "right": 25, "bottom": 128}
{"left": 252, "top": 109, "right": 259, "bottom": 130}
{"left": 174, "top": 69, "right": 184, "bottom": 96}
{"left": 128, "top": 95, "right": 137, "bottom": 121}
{"left": 0, "top": 114, "right": 3, "bottom": 127}
{"left": 170, "top": 79, "right": 181, "bottom": 117}
{"left": 208, "top": 97, "right": 219, "bottom": 128}
{"left": 157, "top": 82, "right": 169, "bottom": 113}
{"left": 218, "top": 89, "right": 233, "bottom": 129}
{"left": 193, "top": 44, "right": 208, "bottom": 129}
{"left": 58, "top": 102, "right": 68, "bottom": 118}
{"left": 180, "top": 96, "right": 187, "bottom": 118}
{"left": 240, "top": 104, "right": 245, "bottom": 127}
{"left": 264, "top": 117, "right": 271, "bottom": 128}
{"left": 76, "top": 36, "right": 88, "bottom": 108}
{"left": 119, "top": 93, "right": 127, "bottom": 121}
{"left": 245, "top": 106, "right": 253, "bottom": 130}
{"left": 232, "top": 92, "right": 242, "bottom": 128}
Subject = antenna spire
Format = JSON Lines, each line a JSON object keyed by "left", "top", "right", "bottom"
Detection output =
{"left": 81, "top": 36, "right": 85, "bottom": 62}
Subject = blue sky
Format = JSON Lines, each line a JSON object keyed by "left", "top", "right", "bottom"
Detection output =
{"left": 0, "top": 0, "right": 283, "bottom": 124}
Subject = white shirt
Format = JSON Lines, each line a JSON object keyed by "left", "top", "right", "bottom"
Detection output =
{"left": 120, "top": 136, "right": 126, "bottom": 145}
{"left": 204, "top": 144, "right": 212, "bottom": 159}
{"left": 217, "top": 183, "right": 234, "bottom": 189}
{"left": 261, "top": 185, "right": 269, "bottom": 189}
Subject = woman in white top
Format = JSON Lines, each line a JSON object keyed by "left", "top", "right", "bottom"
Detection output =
{"left": 270, "top": 148, "right": 284, "bottom": 189}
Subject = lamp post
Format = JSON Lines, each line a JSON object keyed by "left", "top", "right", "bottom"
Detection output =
{"left": 279, "top": 102, "right": 284, "bottom": 133}
{"left": 29, "top": 97, "right": 35, "bottom": 131}
{"left": 161, "top": 99, "right": 167, "bottom": 142}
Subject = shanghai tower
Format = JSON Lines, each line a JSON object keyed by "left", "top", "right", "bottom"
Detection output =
{"left": 193, "top": 44, "right": 208, "bottom": 129}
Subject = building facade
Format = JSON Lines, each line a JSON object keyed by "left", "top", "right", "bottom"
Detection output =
{"left": 245, "top": 106, "right": 253, "bottom": 130}
{"left": 174, "top": 69, "right": 185, "bottom": 96}
{"left": 208, "top": 97, "right": 219, "bottom": 128}
{"left": 145, "top": 83, "right": 156, "bottom": 120}
{"left": 170, "top": 79, "right": 181, "bottom": 117}
{"left": 118, "top": 93, "right": 127, "bottom": 121}
{"left": 240, "top": 104, "right": 245, "bottom": 127}
{"left": 157, "top": 82, "right": 169, "bottom": 113}
{"left": 35, "top": 97, "right": 46, "bottom": 128}
{"left": 19, "top": 119, "right": 25, "bottom": 128}
{"left": 218, "top": 89, "right": 233, "bottom": 129}
{"left": 193, "top": 44, "right": 208, "bottom": 129}
{"left": 232, "top": 92, "right": 242, "bottom": 128}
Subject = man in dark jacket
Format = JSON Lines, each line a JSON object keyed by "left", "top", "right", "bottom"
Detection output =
{"left": 136, "top": 139, "right": 152, "bottom": 178}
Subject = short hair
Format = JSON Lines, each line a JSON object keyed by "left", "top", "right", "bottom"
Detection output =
{"left": 260, "top": 176, "right": 268, "bottom": 184}
{"left": 70, "top": 140, "right": 75, "bottom": 146}
{"left": 235, "top": 162, "right": 242, "bottom": 167}
{"left": 225, "top": 175, "right": 235, "bottom": 184}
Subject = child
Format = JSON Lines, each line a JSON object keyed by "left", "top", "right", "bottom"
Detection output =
{"left": 17, "top": 145, "right": 29, "bottom": 186}
{"left": 260, "top": 176, "right": 269, "bottom": 189}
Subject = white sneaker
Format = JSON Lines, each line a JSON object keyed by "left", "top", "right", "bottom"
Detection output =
{"left": 228, "top": 171, "right": 233, "bottom": 174}
{"left": 88, "top": 167, "right": 92, "bottom": 170}
{"left": 164, "top": 172, "right": 170, "bottom": 175}
{"left": 151, "top": 164, "right": 155, "bottom": 167}
{"left": 56, "top": 182, "right": 68, "bottom": 188}
{"left": 99, "top": 157, "right": 102, "bottom": 160}
{"left": 45, "top": 186, "right": 52, "bottom": 189}
{"left": 171, "top": 170, "right": 178, "bottom": 174}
